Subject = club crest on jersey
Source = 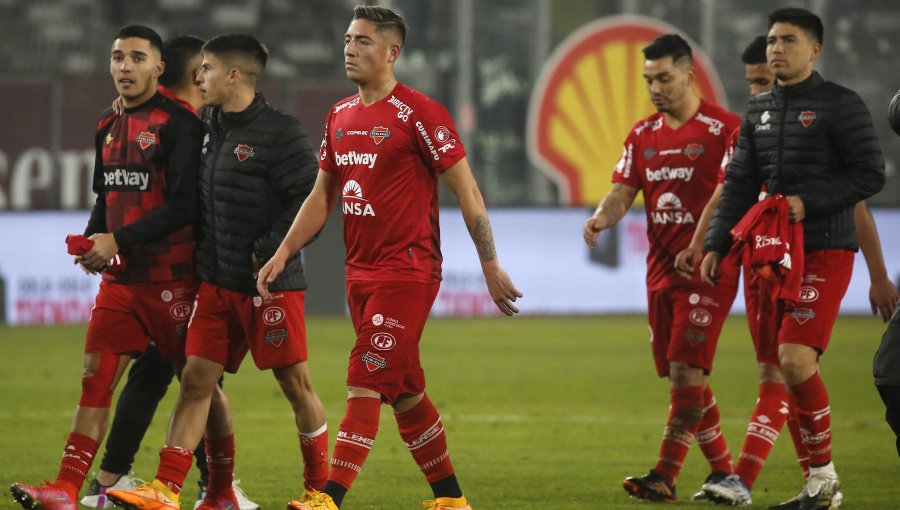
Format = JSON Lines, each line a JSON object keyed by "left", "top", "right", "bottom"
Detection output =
{"left": 136, "top": 131, "right": 156, "bottom": 150}
{"left": 684, "top": 143, "right": 705, "bottom": 161}
{"left": 370, "top": 126, "right": 390, "bottom": 145}
{"left": 362, "top": 351, "right": 387, "bottom": 372}
{"left": 799, "top": 110, "right": 817, "bottom": 128}
{"left": 234, "top": 144, "right": 255, "bottom": 162}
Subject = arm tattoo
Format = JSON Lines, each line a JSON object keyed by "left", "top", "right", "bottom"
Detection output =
{"left": 597, "top": 184, "right": 633, "bottom": 225}
{"left": 470, "top": 215, "right": 497, "bottom": 262}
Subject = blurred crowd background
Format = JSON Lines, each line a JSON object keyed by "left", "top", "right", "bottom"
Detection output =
{"left": 1, "top": 0, "right": 898, "bottom": 209}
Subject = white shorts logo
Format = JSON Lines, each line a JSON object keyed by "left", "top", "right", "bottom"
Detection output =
{"left": 253, "top": 296, "right": 263, "bottom": 308}
{"left": 372, "top": 313, "right": 384, "bottom": 326}
{"left": 170, "top": 302, "right": 192, "bottom": 321}
{"left": 370, "top": 332, "right": 396, "bottom": 351}
{"left": 689, "top": 308, "right": 712, "bottom": 327}
{"left": 688, "top": 293, "right": 700, "bottom": 305}
{"left": 263, "top": 306, "right": 285, "bottom": 326}
{"left": 799, "top": 286, "right": 819, "bottom": 302}
{"left": 160, "top": 290, "right": 173, "bottom": 302}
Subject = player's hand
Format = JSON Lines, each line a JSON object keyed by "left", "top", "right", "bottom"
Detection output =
{"left": 583, "top": 214, "right": 610, "bottom": 248}
{"left": 870, "top": 277, "right": 900, "bottom": 322}
{"left": 112, "top": 96, "right": 124, "bottom": 115}
{"left": 674, "top": 245, "right": 702, "bottom": 280}
{"left": 482, "top": 261, "right": 523, "bottom": 316}
{"left": 81, "top": 233, "right": 119, "bottom": 271}
{"left": 74, "top": 256, "right": 99, "bottom": 275}
{"left": 786, "top": 195, "right": 805, "bottom": 223}
{"left": 256, "top": 250, "right": 287, "bottom": 302}
{"left": 700, "top": 251, "right": 721, "bottom": 286}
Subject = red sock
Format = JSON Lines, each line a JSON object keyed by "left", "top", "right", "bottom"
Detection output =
{"left": 786, "top": 394, "right": 810, "bottom": 478}
{"left": 736, "top": 382, "right": 789, "bottom": 488}
{"left": 299, "top": 425, "right": 329, "bottom": 491}
{"left": 205, "top": 435, "right": 235, "bottom": 496}
{"left": 695, "top": 385, "right": 734, "bottom": 474}
{"left": 395, "top": 395, "right": 455, "bottom": 483}
{"left": 55, "top": 432, "right": 100, "bottom": 499}
{"left": 790, "top": 373, "right": 832, "bottom": 466}
{"left": 328, "top": 397, "right": 380, "bottom": 490}
{"left": 156, "top": 446, "right": 194, "bottom": 495}
{"left": 655, "top": 385, "right": 705, "bottom": 484}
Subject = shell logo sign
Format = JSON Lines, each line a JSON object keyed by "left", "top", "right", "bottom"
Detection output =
{"left": 528, "top": 16, "right": 728, "bottom": 206}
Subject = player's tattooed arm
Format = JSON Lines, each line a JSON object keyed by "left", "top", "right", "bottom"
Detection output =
{"left": 583, "top": 183, "right": 638, "bottom": 247}
{"left": 471, "top": 215, "right": 497, "bottom": 263}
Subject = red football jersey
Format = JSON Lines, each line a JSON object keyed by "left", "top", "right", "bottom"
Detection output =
{"left": 612, "top": 100, "right": 740, "bottom": 290}
{"left": 717, "top": 127, "right": 739, "bottom": 184}
{"left": 319, "top": 83, "right": 466, "bottom": 282}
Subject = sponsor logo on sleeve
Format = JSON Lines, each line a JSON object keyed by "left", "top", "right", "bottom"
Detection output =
{"left": 415, "top": 121, "right": 440, "bottom": 161}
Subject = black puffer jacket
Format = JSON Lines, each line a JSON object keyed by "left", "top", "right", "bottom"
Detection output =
{"left": 196, "top": 93, "right": 317, "bottom": 294}
{"left": 705, "top": 72, "right": 885, "bottom": 255}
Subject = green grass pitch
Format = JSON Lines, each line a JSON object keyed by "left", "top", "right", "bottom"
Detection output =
{"left": 1, "top": 315, "right": 897, "bottom": 509}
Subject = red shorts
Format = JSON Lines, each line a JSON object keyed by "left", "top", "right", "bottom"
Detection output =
{"left": 345, "top": 280, "right": 439, "bottom": 404}
{"left": 85, "top": 279, "right": 198, "bottom": 362}
{"left": 742, "top": 270, "right": 781, "bottom": 365}
{"left": 775, "top": 249, "right": 854, "bottom": 353}
{"left": 185, "top": 282, "right": 308, "bottom": 373}
{"left": 648, "top": 281, "right": 738, "bottom": 377}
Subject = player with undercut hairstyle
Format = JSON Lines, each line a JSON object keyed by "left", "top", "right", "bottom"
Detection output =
{"left": 256, "top": 5, "right": 522, "bottom": 510}
{"left": 10, "top": 24, "right": 202, "bottom": 510}
{"left": 583, "top": 33, "right": 742, "bottom": 503}
{"left": 106, "top": 31, "right": 329, "bottom": 510}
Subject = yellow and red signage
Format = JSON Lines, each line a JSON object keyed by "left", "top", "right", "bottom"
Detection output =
{"left": 528, "top": 16, "right": 728, "bottom": 206}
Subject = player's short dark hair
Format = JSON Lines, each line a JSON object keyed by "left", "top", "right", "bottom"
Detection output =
{"left": 113, "top": 24, "right": 163, "bottom": 55}
{"left": 160, "top": 35, "right": 204, "bottom": 88}
{"left": 768, "top": 8, "right": 824, "bottom": 45}
{"left": 353, "top": 4, "right": 407, "bottom": 45}
{"left": 642, "top": 34, "right": 693, "bottom": 66}
{"left": 202, "top": 33, "right": 268, "bottom": 80}
{"left": 741, "top": 36, "right": 768, "bottom": 65}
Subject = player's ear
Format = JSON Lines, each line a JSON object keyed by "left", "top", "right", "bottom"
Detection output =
{"left": 388, "top": 43, "right": 401, "bottom": 64}
{"left": 154, "top": 60, "right": 165, "bottom": 80}
{"left": 229, "top": 67, "right": 240, "bottom": 84}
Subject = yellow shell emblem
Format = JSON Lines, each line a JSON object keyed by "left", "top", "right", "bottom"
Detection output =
{"left": 528, "top": 16, "right": 728, "bottom": 206}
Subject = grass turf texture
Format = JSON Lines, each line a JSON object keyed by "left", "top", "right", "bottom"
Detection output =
{"left": 1, "top": 315, "right": 897, "bottom": 509}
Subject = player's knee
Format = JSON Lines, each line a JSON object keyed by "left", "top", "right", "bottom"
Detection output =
{"left": 80, "top": 352, "right": 119, "bottom": 408}
{"left": 274, "top": 366, "right": 313, "bottom": 404}
{"left": 758, "top": 362, "right": 785, "bottom": 383}
{"left": 179, "top": 362, "right": 218, "bottom": 399}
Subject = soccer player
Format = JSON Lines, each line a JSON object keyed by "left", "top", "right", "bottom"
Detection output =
{"left": 106, "top": 33, "right": 329, "bottom": 510}
{"left": 83, "top": 35, "right": 259, "bottom": 510}
{"left": 582, "top": 34, "right": 741, "bottom": 503}
{"left": 10, "top": 25, "right": 202, "bottom": 510}
{"left": 702, "top": 8, "right": 885, "bottom": 509}
{"left": 255, "top": 6, "right": 521, "bottom": 510}
{"left": 681, "top": 36, "right": 898, "bottom": 507}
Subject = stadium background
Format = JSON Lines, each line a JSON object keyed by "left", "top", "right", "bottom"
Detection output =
{"left": 2, "top": 0, "right": 899, "bottom": 322}
{"left": 1, "top": 1, "right": 899, "bottom": 508}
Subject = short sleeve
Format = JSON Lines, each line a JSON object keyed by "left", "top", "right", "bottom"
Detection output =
{"left": 611, "top": 131, "right": 642, "bottom": 189}
{"left": 412, "top": 100, "right": 466, "bottom": 173}
{"left": 718, "top": 128, "right": 739, "bottom": 184}
{"left": 318, "top": 109, "right": 337, "bottom": 173}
